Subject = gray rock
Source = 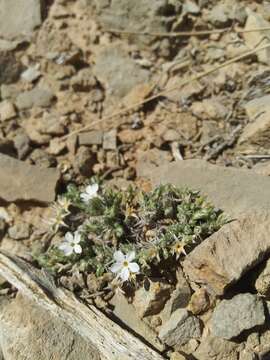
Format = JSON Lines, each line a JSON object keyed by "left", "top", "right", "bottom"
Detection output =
{"left": 193, "top": 336, "right": 240, "bottom": 360}
{"left": 0, "top": 0, "right": 42, "bottom": 40}
{"left": 151, "top": 160, "right": 270, "bottom": 217}
{"left": 21, "top": 66, "right": 41, "bottom": 83}
{"left": 16, "top": 87, "right": 54, "bottom": 110}
{"left": 95, "top": 0, "right": 175, "bottom": 48}
{"left": 13, "top": 133, "right": 31, "bottom": 160}
{"left": 0, "top": 294, "right": 99, "bottom": 360}
{"left": 8, "top": 222, "right": 30, "bottom": 240}
{"left": 161, "top": 268, "right": 191, "bottom": 322}
{"left": 183, "top": 211, "right": 270, "bottom": 295}
{"left": 110, "top": 291, "right": 165, "bottom": 352}
{"left": 71, "top": 68, "right": 97, "bottom": 92}
{"left": 93, "top": 45, "right": 150, "bottom": 98}
{"left": 103, "top": 129, "right": 117, "bottom": 150}
{"left": 0, "top": 51, "right": 22, "bottom": 84}
{"left": 211, "top": 294, "right": 265, "bottom": 340}
{"left": 183, "top": 0, "right": 200, "bottom": 14}
{"left": 0, "top": 153, "right": 59, "bottom": 203}
{"left": 42, "top": 112, "right": 66, "bottom": 136}
{"left": 78, "top": 131, "right": 103, "bottom": 146}
{"left": 159, "top": 309, "right": 201, "bottom": 347}
{"left": 255, "top": 258, "right": 270, "bottom": 297}
{"left": 208, "top": 4, "right": 231, "bottom": 27}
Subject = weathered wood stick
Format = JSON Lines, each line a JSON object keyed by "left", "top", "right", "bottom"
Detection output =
{"left": 0, "top": 251, "right": 165, "bottom": 360}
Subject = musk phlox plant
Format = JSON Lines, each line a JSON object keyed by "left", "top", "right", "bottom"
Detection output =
{"left": 36, "top": 179, "right": 227, "bottom": 287}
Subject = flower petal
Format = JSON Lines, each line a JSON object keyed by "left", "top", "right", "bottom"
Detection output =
{"left": 113, "top": 250, "right": 125, "bottom": 262}
{"left": 126, "top": 251, "right": 135, "bottom": 262}
{"left": 73, "top": 244, "right": 82, "bottom": 254}
{"left": 59, "top": 243, "right": 73, "bottom": 256}
{"left": 120, "top": 267, "right": 130, "bottom": 282}
{"left": 128, "top": 262, "right": 140, "bottom": 273}
{"left": 80, "top": 193, "right": 90, "bottom": 203}
{"left": 64, "top": 232, "right": 73, "bottom": 243}
{"left": 109, "top": 262, "right": 122, "bottom": 273}
{"left": 74, "top": 232, "right": 81, "bottom": 244}
{"left": 87, "top": 183, "right": 98, "bottom": 196}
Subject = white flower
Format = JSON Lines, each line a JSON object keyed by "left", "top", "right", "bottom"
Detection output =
{"left": 80, "top": 183, "right": 99, "bottom": 203}
{"left": 58, "top": 231, "right": 82, "bottom": 256}
{"left": 110, "top": 250, "right": 140, "bottom": 282}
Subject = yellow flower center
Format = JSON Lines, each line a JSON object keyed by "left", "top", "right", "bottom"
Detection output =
{"left": 123, "top": 261, "right": 129, "bottom": 267}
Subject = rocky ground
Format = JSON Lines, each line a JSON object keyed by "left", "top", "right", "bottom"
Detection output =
{"left": 2, "top": 0, "right": 270, "bottom": 359}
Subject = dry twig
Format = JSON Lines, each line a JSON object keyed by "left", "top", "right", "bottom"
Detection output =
{"left": 105, "top": 26, "right": 270, "bottom": 38}
{"left": 63, "top": 43, "right": 270, "bottom": 139}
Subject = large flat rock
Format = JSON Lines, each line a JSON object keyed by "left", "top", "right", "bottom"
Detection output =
{"left": 150, "top": 159, "right": 270, "bottom": 217}
{"left": 151, "top": 160, "right": 270, "bottom": 294}
{"left": 183, "top": 212, "right": 270, "bottom": 295}
{"left": 0, "top": 294, "right": 99, "bottom": 360}
{"left": 0, "top": 0, "right": 42, "bottom": 40}
{"left": 0, "top": 154, "right": 59, "bottom": 203}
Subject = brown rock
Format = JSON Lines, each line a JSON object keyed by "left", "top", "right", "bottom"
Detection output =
{"left": 8, "top": 222, "right": 30, "bottom": 240}
{"left": 183, "top": 212, "right": 270, "bottom": 295}
{"left": 188, "top": 288, "right": 211, "bottom": 315}
{"left": 137, "top": 149, "right": 172, "bottom": 178}
{"left": 0, "top": 100, "right": 16, "bottom": 121}
{"left": 170, "top": 352, "right": 188, "bottom": 360}
{"left": 255, "top": 258, "right": 270, "bottom": 297}
{"left": 243, "top": 10, "right": 270, "bottom": 65}
{"left": 47, "top": 138, "right": 66, "bottom": 156}
{"left": 0, "top": 153, "right": 59, "bottom": 203}
{"left": 253, "top": 162, "right": 270, "bottom": 176}
{"left": 122, "top": 83, "right": 154, "bottom": 108}
{"left": 191, "top": 99, "right": 228, "bottom": 121}
{"left": 133, "top": 279, "right": 171, "bottom": 318}
{"left": 118, "top": 129, "right": 144, "bottom": 144}
{"left": 238, "top": 95, "right": 270, "bottom": 152}
{"left": 0, "top": 238, "right": 29, "bottom": 258}
{"left": 73, "top": 147, "right": 96, "bottom": 176}
{"left": 193, "top": 336, "right": 240, "bottom": 360}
